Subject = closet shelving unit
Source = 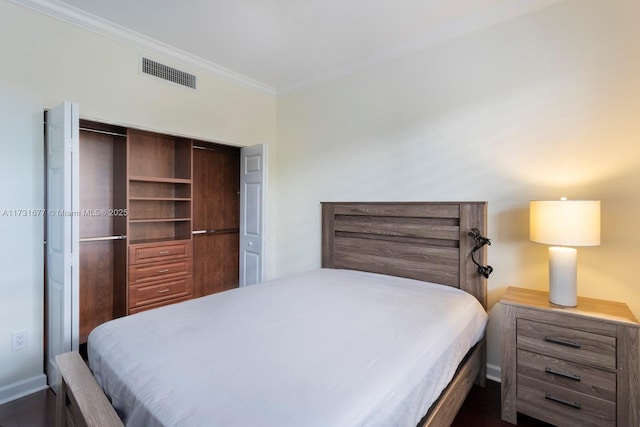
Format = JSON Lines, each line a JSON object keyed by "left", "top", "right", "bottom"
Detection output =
{"left": 126, "top": 129, "right": 193, "bottom": 314}
{"left": 127, "top": 130, "right": 192, "bottom": 244}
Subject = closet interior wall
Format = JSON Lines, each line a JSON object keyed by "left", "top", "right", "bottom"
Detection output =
{"left": 192, "top": 143, "right": 240, "bottom": 297}
{"left": 78, "top": 120, "right": 127, "bottom": 344}
{"left": 77, "top": 121, "right": 241, "bottom": 342}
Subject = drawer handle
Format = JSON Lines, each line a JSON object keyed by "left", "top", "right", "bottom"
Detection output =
{"left": 544, "top": 336, "right": 581, "bottom": 349}
{"left": 545, "top": 393, "right": 581, "bottom": 410}
{"left": 158, "top": 251, "right": 170, "bottom": 255}
{"left": 157, "top": 289, "right": 170, "bottom": 294}
{"left": 545, "top": 367, "right": 581, "bottom": 381}
{"left": 158, "top": 269, "right": 170, "bottom": 273}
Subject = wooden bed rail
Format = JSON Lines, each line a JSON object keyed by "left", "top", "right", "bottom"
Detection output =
{"left": 419, "top": 340, "right": 484, "bottom": 427}
{"left": 54, "top": 342, "right": 484, "bottom": 427}
{"left": 55, "top": 351, "right": 123, "bottom": 427}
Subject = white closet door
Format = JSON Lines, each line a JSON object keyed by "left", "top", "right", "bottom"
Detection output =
{"left": 45, "top": 102, "right": 79, "bottom": 393}
{"left": 239, "top": 144, "right": 267, "bottom": 286}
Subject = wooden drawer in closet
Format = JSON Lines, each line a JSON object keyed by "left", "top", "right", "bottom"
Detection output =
{"left": 127, "top": 240, "right": 194, "bottom": 314}
{"left": 129, "top": 276, "right": 193, "bottom": 311}
{"left": 129, "top": 241, "right": 192, "bottom": 265}
{"left": 129, "top": 259, "right": 193, "bottom": 284}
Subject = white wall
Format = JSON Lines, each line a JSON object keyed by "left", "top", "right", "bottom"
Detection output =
{"left": 275, "top": 0, "right": 640, "bottom": 372}
{"left": 0, "top": 0, "right": 276, "bottom": 400}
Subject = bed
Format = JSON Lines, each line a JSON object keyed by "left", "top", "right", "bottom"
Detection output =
{"left": 55, "top": 201, "right": 489, "bottom": 427}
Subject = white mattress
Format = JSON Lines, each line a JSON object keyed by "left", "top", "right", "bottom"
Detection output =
{"left": 88, "top": 268, "right": 487, "bottom": 427}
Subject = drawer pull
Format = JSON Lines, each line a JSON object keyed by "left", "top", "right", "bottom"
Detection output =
{"left": 544, "top": 367, "right": 581, "bottom": 381}
{"left": 157, "top": 289, "right": 170, "bottom": 294}
{"left": 158, "top": 251, "right": 170, "bottom": 255}
{"left": 158, "top": 269, "right": 170, "bottom": 273}
{"left": 544, "top": 336, "right": 581, "bottom": 349}
{"left": 545, "top": 393, "right": 581, "bottom": 409}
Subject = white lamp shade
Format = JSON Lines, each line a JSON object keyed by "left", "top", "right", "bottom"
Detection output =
{"left": 530, "top": 200, "right": 601, "bottom": 246}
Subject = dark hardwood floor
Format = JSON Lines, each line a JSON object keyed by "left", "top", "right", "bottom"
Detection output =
{"left": 0, "top": 380, "right": 551, "bottom": 427}
{"left": 0, "top": 388, "right": 55, "bottom": 427}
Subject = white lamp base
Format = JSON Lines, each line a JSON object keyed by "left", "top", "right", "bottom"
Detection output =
{"left": 548, "top": 246, "right": 577, "bottom": 307}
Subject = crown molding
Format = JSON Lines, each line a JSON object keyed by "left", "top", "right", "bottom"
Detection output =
{"left": 277, "top": 0, "right": 564, "bottom": 96}
{"left": 10, "top": 0, "right": 562, "bottom": 98}
{"left": 8, "top": 0, "right": 276, "bottom": 97}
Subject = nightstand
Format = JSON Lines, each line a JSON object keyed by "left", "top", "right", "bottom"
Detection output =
{"left": 500, "top": 286, "right": 640, "bottom": 427}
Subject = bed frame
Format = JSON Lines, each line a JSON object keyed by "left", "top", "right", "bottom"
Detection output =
{"left": 55, "top": 201, "right": 488, "bottom": 427}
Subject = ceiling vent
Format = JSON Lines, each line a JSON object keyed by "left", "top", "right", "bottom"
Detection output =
{"left": 141, "top": 57, "right": 196, "bottom": 89}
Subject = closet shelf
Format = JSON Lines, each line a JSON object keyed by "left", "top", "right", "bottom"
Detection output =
{"left": 129, "top": 237, "right": 192, "bottom": 246}
{"left": 130, "top": 197, "right": 191, "bottom": 202}
{"left": 129, "top": 176, "right": 191, "bottom": 184}
{"left": 129, "top": 217, "right": 191, "bottom": 223}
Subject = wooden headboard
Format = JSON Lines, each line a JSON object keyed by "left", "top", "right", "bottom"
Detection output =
{"left": 321, "top": 202, "right": 488, "bottom": 309}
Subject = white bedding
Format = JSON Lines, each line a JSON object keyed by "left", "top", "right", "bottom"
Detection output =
{"left": 88, "top": 268, "right": 487, "bottom": 427}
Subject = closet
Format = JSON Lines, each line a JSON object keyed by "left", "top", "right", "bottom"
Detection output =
{"left": 77, "top": 121, "right": 240, "bottom": 343}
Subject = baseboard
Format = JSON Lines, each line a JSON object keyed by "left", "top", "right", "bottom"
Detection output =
{"left": 486, "top": 363, "right": 501, "bottom": 383}
{"left": 0, "top": 374, "right": 48, "bottom": 405}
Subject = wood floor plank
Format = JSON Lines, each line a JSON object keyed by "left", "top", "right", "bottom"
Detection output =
{"left": 0, "top": 389, "right": 55, "bottom": 427}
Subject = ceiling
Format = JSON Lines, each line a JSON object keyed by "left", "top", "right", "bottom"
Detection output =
{"left": 22, "top": 0, "right": 560, "bottom": 94}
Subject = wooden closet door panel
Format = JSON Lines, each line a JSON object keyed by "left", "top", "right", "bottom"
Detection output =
{"left": 193, "top": 147, "right": 240, "bottom": 231}
{"left": 193, "top": 233, "right": 239, "bottom": 297}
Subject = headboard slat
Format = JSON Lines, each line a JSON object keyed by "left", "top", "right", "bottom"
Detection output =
{"left": 335, "top": 231, "right": 459, "bottom": 249}
{"left": 334, "top": 236, "right": 459, "bottom": 285}
{"left": 334, "top": 215, "right": 460, "bottom": 241}
{"left": 333, "top": 203, "right": 460, "bottom": 218}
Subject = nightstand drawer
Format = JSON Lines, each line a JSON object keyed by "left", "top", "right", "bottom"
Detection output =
{"left": 517, "top": 319, "right": 616, "bottom": 370}
{"left": 517, "top": 349, "right": 616, "bottom": 402}
{"left": 517, "top": 375, "right": 616, "bottom": 427}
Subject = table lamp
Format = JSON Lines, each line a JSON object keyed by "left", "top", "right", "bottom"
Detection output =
{"left": 529, "top": 198, "right": 600, "bottom": 306}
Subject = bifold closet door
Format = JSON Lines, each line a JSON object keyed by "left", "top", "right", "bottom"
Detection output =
{"left": 45, "top": 102, "right": 79, "bottom": 392}
{"left": 78, "top": 125, "right": 126, "bottom": 343}
{"left": 192, "top": 144, "right": 240, "bottom": 297}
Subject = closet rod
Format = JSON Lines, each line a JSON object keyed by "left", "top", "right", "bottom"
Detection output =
{"left": 192, "top": 228, "right": 239, "bottom": 235}
{"left": 79, "top": 127, "right": 127, "bottom": 138}
{"left": 79, "top": 235, "right": 127, "bottom": 242}
{"left": 193, "top": 145, "right": 227, "bottom": 152}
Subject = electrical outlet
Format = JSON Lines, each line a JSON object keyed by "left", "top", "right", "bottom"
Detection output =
{"left": 11, "top": 331, "right": 28, "bottom": 351}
